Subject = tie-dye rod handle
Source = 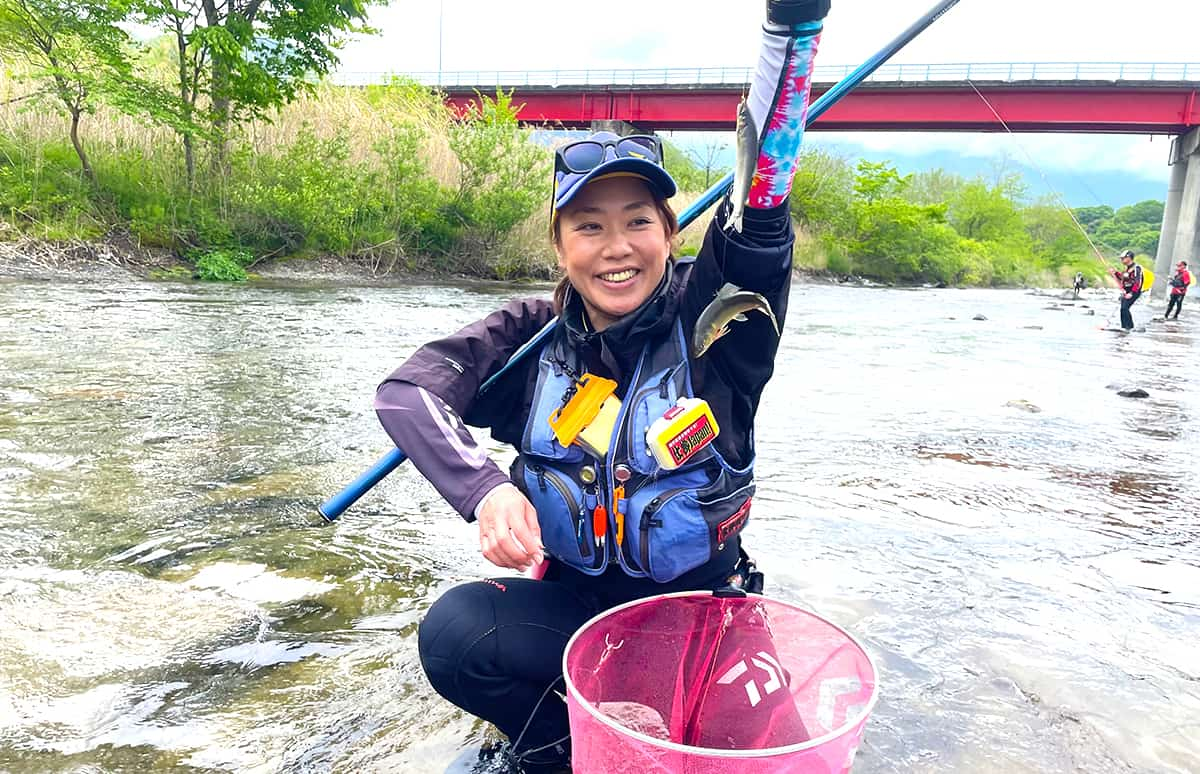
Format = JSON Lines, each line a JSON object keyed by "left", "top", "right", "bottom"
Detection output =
{"left": 678, "top": 0, "right": 964, "bottom": 230}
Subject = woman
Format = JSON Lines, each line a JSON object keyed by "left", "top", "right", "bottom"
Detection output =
{"left": 375, "top": 2, "right": 830, "bottom": 770}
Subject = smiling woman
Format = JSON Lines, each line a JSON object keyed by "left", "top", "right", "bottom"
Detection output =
{"left": 552, "top": 174, "right": 677, "bottom": 329}
{"left": 370, "top": 1, "right": 831, "bottom": 770}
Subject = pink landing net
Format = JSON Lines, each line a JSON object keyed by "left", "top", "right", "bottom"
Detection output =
{"left": 563, "top": 591, "right": 877, "bottom": 774}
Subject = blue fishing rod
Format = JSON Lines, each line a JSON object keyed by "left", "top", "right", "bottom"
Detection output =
{"left": 317, "top": 0, "right": 964, "bottom": 521}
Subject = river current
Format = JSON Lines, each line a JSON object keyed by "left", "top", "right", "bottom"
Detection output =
{"left": 1, "top": 277, "right": 1197, "bottom": 772}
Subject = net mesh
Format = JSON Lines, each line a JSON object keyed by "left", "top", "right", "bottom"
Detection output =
{"left": 563, "top": 592, "right": 876, "bottom": 774}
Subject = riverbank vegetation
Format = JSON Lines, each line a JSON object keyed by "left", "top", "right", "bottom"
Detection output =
{"left": 0, "top": 1, "right": 1163, "bottom": 285}
{"left": 787, "top": 150, "right": 1163, "bottom": 287}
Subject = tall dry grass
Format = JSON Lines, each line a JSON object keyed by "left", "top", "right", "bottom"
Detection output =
{"left": 2, "top": 68, "right": 728, "bottom": 278}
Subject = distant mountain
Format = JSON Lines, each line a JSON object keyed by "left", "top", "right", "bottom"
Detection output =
{"left": 659, "top": 132, "right": 1168, "bottom": 209}
{"left": 809, "top": 142, "right": 1167, "bottom": 209}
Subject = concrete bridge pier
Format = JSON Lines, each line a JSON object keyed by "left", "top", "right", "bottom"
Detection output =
{"left": 1153, "top": 126, "right": 1200, "bottom": 300}
{"left": 589, "top": 119, "right": 644, "bottom": 136}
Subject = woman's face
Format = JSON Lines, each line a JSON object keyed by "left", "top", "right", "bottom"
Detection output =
{"left": 555, "top": 176, "right": 672, "bottom": 331}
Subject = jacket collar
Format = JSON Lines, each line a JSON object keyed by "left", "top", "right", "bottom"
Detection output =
{"left": 557, "top": 258, "right": 687, "bottom": 382}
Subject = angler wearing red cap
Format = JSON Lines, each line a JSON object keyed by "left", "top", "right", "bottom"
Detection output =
{"left": 1111, "top": 250, "right": 1144, "bottom": 331}
{"left": 372, "top": 1, "right": 832, "bottom": 770}
{"left": 1165, "top": 261, "right": 1191, "bottom": 320}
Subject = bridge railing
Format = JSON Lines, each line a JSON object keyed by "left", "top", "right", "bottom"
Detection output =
{"left": 334, "top": 62, "right": 1200, "bottom": 87}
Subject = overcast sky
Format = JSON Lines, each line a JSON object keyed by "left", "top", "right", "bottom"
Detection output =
{"left": 336, "top": 0, "right": 1200, "bottom": 198}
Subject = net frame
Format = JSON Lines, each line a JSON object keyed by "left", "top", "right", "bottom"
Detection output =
{"left": 562, "top": 590, "right": 879, "bottom": 760}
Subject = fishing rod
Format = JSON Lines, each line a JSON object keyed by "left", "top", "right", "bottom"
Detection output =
{"left": 317, "top": 0, "right": 966, "bottom": 521}
{"left": 965, "top": 81, "right": 1143, "bottom": 290}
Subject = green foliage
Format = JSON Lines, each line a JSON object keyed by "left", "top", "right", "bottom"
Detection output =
{"left": 662, "top": 138, "right": 729, "bottom": 191}
{"left": 1085, "top": 199, "right": 1163, "bottom": 256}
{"left": 0, "top": 0, "right": 184, "bottom": 180}
{"left": 1, "top": 76, "right": 557, "bottom": 277}
{"left": 904, "top": 168, "right": 965, "bottom": 206}
{"left": 442, "top": 90, "right": 550, "bottom": 269}
{"left": 135, "top": 0, "right": 384, "bottom": 136}
{"left": 946, "top": 180, "right": 1024, "bottom": 242}
{"left": 786, "top": 154, "right": 1163, "bottom": 288}
{"left": 193, "top": 247, "right": 250, "bottom": 281}
{"left": 789, "top": 147, "right": 854, "bottom": 236}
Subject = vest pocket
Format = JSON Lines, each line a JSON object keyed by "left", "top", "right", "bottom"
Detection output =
{"left": 629, "top": 479, "right": 755, "bottom": 583}
{"left": 519, "top": 460, "right": 599, "bottom": 574}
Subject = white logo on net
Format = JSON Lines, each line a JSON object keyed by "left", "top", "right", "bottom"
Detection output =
{"left": 715, "top": 650, "right": 784, "bottom": 707}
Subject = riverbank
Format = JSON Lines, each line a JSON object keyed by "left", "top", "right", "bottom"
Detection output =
{"left": 0, "top": 233, "right": 932, "bottom": 289}
{"left": 0, "top": 233, "right": 531, "bottom": 286}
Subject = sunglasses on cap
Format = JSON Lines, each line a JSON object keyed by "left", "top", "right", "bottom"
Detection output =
{"left": 554, "top": 134, "right": 664, "bottom": 176}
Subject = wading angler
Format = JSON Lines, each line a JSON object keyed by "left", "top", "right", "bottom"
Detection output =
{"left": 372, "top": 0, "right": 833, "bottom": 769}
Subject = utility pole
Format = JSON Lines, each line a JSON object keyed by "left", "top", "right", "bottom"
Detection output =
{"left": 437, "top": 0, "right": 444, "bottom": 86}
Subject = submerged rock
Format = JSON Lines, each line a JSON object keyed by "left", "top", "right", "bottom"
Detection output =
{"left": 1023, "top": 325, "right": 1044, "bottom": 330}
{"left": 1085, "top": 310, "right": 1096, "bottom": 316}
{"left": 1117, "top": 389, "right": 1149, "bottom": 399}
{"left": 598, "top": 701, "right": 670, "bottom": 740}
{"left": 973, "top": 314, "right": 988, "bottom": 321}
{"left": 1005, "top": 399, "right": 1042, "bottom": 413}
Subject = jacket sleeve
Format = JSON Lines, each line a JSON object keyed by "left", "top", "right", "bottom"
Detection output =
{"left": 377, "top": 297, "right": 555, "bottom": 418}
{"left": 373, "top": 297, "right": 555, "bottom": 519}
{"left": 374, "top": 384, "right": 511, "bottom": 521}
{"left": 684, "top": 202, "right": 795, "bottom": 405}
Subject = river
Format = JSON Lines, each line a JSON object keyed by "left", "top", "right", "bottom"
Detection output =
{"left": 1, "top": 276, "right": 1197, "bottom": 773}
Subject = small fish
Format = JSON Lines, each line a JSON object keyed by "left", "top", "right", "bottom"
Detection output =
{"left": 726, "top": 99, "right": 758, "bottom": 234}
{"left": 692, "top": 283, "right": 780, "bottom": 358}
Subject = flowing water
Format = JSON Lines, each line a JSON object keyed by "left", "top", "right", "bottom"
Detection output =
{"left": 1, "top": 275, "right": 1197, "bottom": 773}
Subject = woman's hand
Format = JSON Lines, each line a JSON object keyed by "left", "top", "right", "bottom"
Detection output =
{"left": 477, "top": 484, "right": 544, "bottom": 571}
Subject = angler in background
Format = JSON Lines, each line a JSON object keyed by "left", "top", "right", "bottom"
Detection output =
{"left": 1111, "top": 250, "right": 1144, "bottom": 331}
{"left": 371, "top": 2, "right": 831, "bottom": 771}
{"left": 1165, "top": 261, "right": 1191, "bottom": 320}
{"left": 1073, "top": 271, "right": 1086, "bottom": 298}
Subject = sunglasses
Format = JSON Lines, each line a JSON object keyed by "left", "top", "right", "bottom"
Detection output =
{"left": 554, "top": 135, "right": 664, "bottom": 176}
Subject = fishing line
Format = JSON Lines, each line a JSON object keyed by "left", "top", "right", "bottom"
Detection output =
{"left": 507, "top": 675, "right": 569, "bottom": 766}
{"left": 966, "top": 80, "right": 1114, "bottom": 272}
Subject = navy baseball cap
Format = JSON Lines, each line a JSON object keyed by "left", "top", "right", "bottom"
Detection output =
{"left": 552, "top": 132, "right": 677, "bottom": 215}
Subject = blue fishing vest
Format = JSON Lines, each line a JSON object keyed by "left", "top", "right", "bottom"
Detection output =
{"left": 514, "top": 308, "right": 755, "bottom": 583}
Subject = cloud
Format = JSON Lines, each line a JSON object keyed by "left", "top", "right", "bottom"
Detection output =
{"left": 809, "top": 132, "right": 1172, "bottom": 183}
{"left": 339, "top": 0, "right": 1196, "bottom": 74}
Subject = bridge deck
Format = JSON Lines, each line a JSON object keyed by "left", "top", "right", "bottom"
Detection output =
{"left": 440, "top": 80, "right": 1200, "bottom": 134}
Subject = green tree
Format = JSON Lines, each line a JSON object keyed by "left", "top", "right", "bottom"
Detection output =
{"left": 444, "top": 90, "right": 549, "bottom": 268}
{"left": 947, "top": 179, "right": 1023, "bottom": 242}
{"left": 905, "top": 168, "right": 965, "bottom": 206}
{"left": 853, "top": 159, "right": 909, "bottom": 202}
{"left": 0, "top": 0, "right": 134, "bottom": 182}
{"left": 1074, "top": 204, "right": 1114, "bottom": 233}
{"left": 1023, "top": 198, "right": 1092, "bottom": 267}
{"left": 789, "top": 147, "right": 854, "bottom": 235}
{"left": 137, "top": 0, "right": 382, "bottom": 173}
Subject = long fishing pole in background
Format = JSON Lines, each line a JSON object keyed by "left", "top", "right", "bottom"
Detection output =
{"left": 965, "top": 81, "right": 1152, "bottom": 287}
{"left": 965, "top": 82, "right": 1109, "bottom": 260}
{"left": 317, "top": 0, "right": 966, "bottom": 522}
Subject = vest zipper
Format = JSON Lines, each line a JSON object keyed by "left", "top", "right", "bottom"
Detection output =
{"left": 532, "top": 463, "right": 592, "bottom": 562}
{"left": 606, "top": 350, "right": 647, "bottom": 574}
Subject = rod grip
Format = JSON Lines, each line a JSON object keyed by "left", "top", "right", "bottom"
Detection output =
{"left": 317, "top": 447, "right": 408, "bottom": 522}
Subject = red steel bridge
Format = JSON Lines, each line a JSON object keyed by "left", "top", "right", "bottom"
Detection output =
{"left": 339, "top": 62, "right": 1200, "bottom": 135}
